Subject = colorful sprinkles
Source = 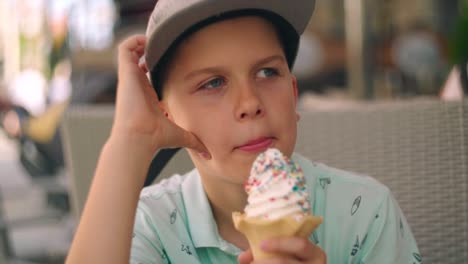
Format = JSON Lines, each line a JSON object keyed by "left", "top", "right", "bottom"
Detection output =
{"left": 245, "top": 148, "right": 311, "bottom": 216}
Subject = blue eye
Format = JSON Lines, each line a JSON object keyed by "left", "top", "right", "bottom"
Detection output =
{"left": 200, "top": 77, "right": 225, "bottom": 90}
{"left": 257, "top": 68, "right": 279, "bottom": 78}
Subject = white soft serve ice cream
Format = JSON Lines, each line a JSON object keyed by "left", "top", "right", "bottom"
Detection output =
{"left": 244, "top": 148, "right": 311, "bottom": 220}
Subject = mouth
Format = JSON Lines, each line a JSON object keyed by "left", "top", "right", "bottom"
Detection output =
{"left": 235, "top": 137, "right": 274, "bottom": 153}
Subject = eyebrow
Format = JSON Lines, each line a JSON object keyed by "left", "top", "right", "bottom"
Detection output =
{"left": 183, "top": 54, "right": 287, "bottom": 81}
{"left": 253, "top": 55, "right": 287, "bottom": 70}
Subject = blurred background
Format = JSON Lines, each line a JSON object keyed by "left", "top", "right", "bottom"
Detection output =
{"left": 0, "top": 0, "right": 467, "bottom": 263}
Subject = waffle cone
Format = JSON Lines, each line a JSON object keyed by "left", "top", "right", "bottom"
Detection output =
{"left": 232, "top": 212, "right": 323, "bottom": 260}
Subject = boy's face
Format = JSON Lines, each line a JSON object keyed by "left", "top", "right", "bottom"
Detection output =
{"left": 161, "top": 16, "right": 299, "bottom": 185}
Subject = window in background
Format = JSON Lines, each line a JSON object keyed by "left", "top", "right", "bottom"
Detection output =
{"left": 296, "top": 0, "right": 460, "bottom": 100}
{"left": 369, "top": 0, "right": 453, "bottom": 98}
{"left": 68, "top": 0, "right": 116, "bottom": 51}
{"left": 293, "top": 0, "right": 347, "bottom": 96}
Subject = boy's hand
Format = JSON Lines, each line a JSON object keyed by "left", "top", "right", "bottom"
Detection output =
{"left": 113, "top": 35, "right": 209, "bottom": 156}
{"left": 238, "top": 237, "right": 326, "bottom": 264}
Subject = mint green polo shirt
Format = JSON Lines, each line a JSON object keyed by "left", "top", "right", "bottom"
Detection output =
{"left": 131, "top": 153, "right": 421, "bottom": 264}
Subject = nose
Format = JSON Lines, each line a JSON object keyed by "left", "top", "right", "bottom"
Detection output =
{"left": 235, "top": 82, "right": 265, "bottom": 121}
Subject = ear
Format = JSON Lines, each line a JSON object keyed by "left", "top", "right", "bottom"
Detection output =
{"left": 291, "top": 75, "right": 300, "bottom": 121}
{"left": 157, "top": 101, "right": 172, "bottom": 120}
{"left": 291, "top": 75, "right": 299, "bottom": 105}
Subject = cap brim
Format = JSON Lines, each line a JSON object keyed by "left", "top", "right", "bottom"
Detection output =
{"left": 145, "top": 0, "right": 315, "bottom": 71}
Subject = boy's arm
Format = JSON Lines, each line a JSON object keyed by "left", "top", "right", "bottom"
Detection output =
{"left": 66, "top": 35, "right": 208, "bottom": 264}
{"left": 66, "top": 135, "right": 154, "bottom": 263}
{"left": 357, "top": 191, "right": 421, "bottom": 264}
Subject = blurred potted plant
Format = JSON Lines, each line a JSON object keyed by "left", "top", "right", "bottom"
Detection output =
{"left": 449, "top": 0, "right": 468, "bottom": 94}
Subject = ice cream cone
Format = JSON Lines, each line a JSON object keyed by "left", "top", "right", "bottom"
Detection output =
{"left": 233, "top": 212, "right": 323, "bottom": 260}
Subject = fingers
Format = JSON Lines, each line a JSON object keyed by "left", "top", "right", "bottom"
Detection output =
{"left": 159, "top": 120, "right": 211, "bottom": 159}
{"left": 139, "top": 59, "right": 149, "bottom": 73}
{"left": 116, "top": 34, "right": 155, "bottom": 99}
{"left": 114, "top": 35, "right": 211, "bottom": 159}
{"left": 238, "top": 249, "right": 253, "bottom": 264}
{"left": 118, "top": 35, "right": 148, "bottom": 78}
{"left": 184, "top": 132, "right": 211, "bottom": 159}
{"left": 178, "top": 128, "right": 211, "bottom": 159}
{"left": 237, "top": 242, "right": 324, "bottom": 264}
{"left": 252, "top": 258, "right": 301, "bottom": 264}
{"left": 260, "top": 237, "right": 325, "bottom": 262}
{"left": 118, "top": 35, "right": 146, "bottom": 63}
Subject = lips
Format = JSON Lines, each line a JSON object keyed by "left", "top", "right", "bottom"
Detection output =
{"left": 236, "top": 137, "right": 274, "bottom": 152}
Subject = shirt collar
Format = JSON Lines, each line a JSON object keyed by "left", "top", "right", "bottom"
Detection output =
{"left": 181, "top": 169, "right": 241, "bottom": 254}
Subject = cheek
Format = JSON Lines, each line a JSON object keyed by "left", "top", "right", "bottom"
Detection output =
{"left": 263, "top": 83, "right": 298, "bottom": 154}
{"left": 272, "top": 101, "right": 297, "bottom": 147}
{"left": 177, "top": 107, "right": 231, "bottom": 152}
{"left": 264, "top": 82, "right": 297, "bottom": 117}
{"left": 168, "top": 91, "right": 236, "bottom": 156}
{"left": 263, "top": 77, "right": 296, "bottom": 103}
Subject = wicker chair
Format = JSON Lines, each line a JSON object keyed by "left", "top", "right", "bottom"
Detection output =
{"left": 61, "top": 99, "right": 468, "bottom": 263}
{"left": 296, "top": 100, "right": 468, "bottom": 264}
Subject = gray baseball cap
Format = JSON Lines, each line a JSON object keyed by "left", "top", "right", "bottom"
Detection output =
{"left": 145, "top": 0, "right": 316, "bottom": 75}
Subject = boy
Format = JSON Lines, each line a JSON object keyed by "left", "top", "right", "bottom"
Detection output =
{"left": 67, "top": 1, "right": 420, "bottom": 263}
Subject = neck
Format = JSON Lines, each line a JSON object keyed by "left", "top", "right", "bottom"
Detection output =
{"left": 200, "top": 174, "right": 250, "bottom": 250}
{"left": 204, "top": 178, "right": 247, "bottom": 224}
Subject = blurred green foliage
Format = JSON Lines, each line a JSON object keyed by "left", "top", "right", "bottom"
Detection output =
{"left": 449, "top": 0, "right": 468, "bottom": 64}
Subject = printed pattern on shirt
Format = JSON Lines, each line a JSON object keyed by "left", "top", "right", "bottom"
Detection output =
{"left": 131, "top": 158, "right": 421, "bottom": 264}
{"left": 351, "top": 195, "right": 362, "bottom": 216}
